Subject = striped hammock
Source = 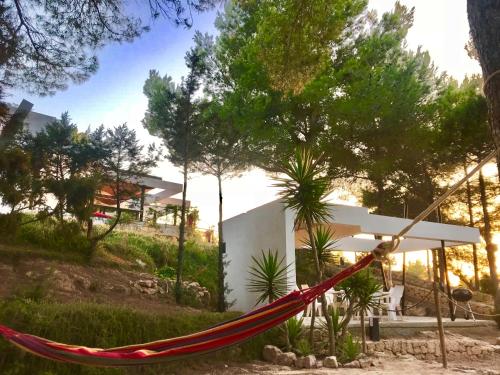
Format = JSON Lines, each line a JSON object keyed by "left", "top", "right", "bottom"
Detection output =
{"left": 0, "top": 253, "right": 374, "bottom": 367}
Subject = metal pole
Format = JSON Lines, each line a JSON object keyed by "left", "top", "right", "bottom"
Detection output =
{"left": 437, "top": 206, "right": 455, "bottom": 320}
{"left": 432, "top": 248, "right": 448, "bottom": 368}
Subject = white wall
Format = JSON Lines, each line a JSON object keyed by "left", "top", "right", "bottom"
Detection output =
{"left": 223, "top": 200, "right": 296, "bottom": 312}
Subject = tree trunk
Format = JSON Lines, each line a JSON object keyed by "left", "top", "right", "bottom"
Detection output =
{"left": 175, "top": 161, "right": 189, "bottom": 303}
{"left": 217, "top": 173, "right": 226, "bottom": 312}
{"left": 478, "top": 169, "right": 498, "bottom": 294}
{"left": 305, "top": 217, "right": 335, "bottom": 356}
{"left": 360, "top": 310, "right": 366, "bottom": 353}
{"left": 308, "top": 300, "right": 316, "bottom": 347}
{"left": 467, "top": 1, "right": 500, "bottom": 148}
{"left": 464, "top": 162, "right": 480, "bottom": 289}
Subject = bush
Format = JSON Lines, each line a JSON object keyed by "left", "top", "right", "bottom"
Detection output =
{"left": 0, "top": 299, "right": 281, "bottom": 374}
{"left": 338, "top": 333, "right": 361, "bottom": 364}
{"left": 15, "top": 218, "right": 91, "bottom": 255}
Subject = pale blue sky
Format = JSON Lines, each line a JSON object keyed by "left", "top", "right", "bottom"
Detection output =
{"left": 6, "top": 0, "right": 482, "bottom": 230}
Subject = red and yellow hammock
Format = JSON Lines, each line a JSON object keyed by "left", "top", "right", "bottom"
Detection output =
{"left": 0, "top": 253, "right": 374, "bottom": 367}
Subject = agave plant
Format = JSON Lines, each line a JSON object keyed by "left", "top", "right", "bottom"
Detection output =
{"left": 247, "top": 249, "right": 292, "bottom": 304}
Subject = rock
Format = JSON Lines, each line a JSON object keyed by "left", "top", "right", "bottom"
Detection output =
{"left": 52, "top": 273, "right": 75, "bottom": 292}
{"left": 359, "top": 358, "right": 375, "bottom": 368}
{"left": 73, "top": 275, "right": 91, "bottom": 289}
{"left": 323, "top": 356, "right": 338, "bottom": 368}
{"left": 262, "top": 345, "right": 281, "bottom": 363}
{"left": 295, "top": 355, "right": 316, "bottom": 369}
{"left": 496, "top": 337, "right": 500, "bottom": 346}
{"left": 343, "top": 360, "right": 360, "bottom": 368}
{"left": 276, "top": 352, "right": 296, "bottom": 366}
{"left": 493, "top": 345, "right": 500, "bottom": 354}
{"left": 135, "top": 259, "right": 147, "bottom": 268}
{"left": 138, "top": 280, "right": 155, "bottom": 288}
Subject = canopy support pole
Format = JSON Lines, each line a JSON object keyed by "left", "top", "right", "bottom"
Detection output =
{"left": 432, "top": 248, "right": 448, "bottom": 368}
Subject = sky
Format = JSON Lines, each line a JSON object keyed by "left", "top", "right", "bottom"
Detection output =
{"left": 6, "top": 0, "right": 482, "bottom": 231}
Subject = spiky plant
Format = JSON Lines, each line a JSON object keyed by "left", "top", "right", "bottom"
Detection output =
{"left": 274, "top": 146, "right": 336, "bottom": 355}
{"left": 303, "top": 225, "right": 337, "bottom": 269}
{"left": 340, "top": 269, "right": 381, "bottom": 353}
{"left": 247, "top": 249, "right": 291, "bottom": 304}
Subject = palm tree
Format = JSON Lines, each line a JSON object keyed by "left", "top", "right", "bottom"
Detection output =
{"left": 340, "top": 269, "right": 381, "bottom": 353}
{"left": 274, "top": 147, "right": 336, "bottom": 355}
{"left": 302, "top": 225, "right": 337, "bottom": 346}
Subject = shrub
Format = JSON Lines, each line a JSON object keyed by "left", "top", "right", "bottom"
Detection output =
{"left": 295, "top": 338, "right": 312, "bottom": 356}
{"left": 0, "top": 299, "right": 281, "bottom": 374}
{"left": 338, "top": 333, "right": 361, "bottom": 363}
{"left": 15, "top": 218, "right": 91, "bottom": 255}
{"left": 284, "top": 317, "right": 304, "bottom": 349}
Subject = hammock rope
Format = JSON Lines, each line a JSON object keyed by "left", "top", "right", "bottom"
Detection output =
{"left": 0, "top": 149, "right": 497, "bottom": 367}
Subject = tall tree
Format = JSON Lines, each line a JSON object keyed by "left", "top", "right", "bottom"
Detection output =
{"left": 194, "top": 100, "right": 249, "bottom": 311}
{"left": 437, "top": 76, "right": 498, "bottom": 294}
{"left": 143, "top": 32, "right": 208, "bottom": 302}
{"left": 0, "top": 0, "right": 218, "bottom": 95}
{"left": 467, "top": 1, "right": 500, "bottom": 148}
{"left": 89, "top": 124, "right": 159, "bottom": 248}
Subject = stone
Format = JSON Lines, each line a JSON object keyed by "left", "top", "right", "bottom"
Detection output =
{"left": 493, "top": 345, "right": 500, "bottom": 354}
{"left": 138, "top": 280, "right": 155, "bottom": 288}
{"left": 496, "top": 337, "right": 500, "bottom": 346}
{"left": 295, "top": 355, "right": 316, "bottom": 369}
{"left": 276, "top": 352, "right": 296, "bottom": 366}
{"left": 323, "top": 356, "right": 338, "bottom": 368}
{"left": 343, "top": 360, "right": 361, "bottom": 368}
{"left": 262, "top": 345, "right": 281, "bottom": 363}
{"left": 359, "top": 358, "right": 375, "bottom": 368}
{"left": 73, "top": 275, "right": 91, "bottom": 289}
{"left": 52, "top": 273, "right": 75, "bottom": 292}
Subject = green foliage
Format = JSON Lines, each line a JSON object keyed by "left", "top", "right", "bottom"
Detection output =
{"left": 247, "top": 249, "right": 292, "bottom": 304}
{"left": 274, "top": 147, "right": 332, "bottom": 228}
{"left": 339, "top": 269, "right": 382, "bottom": 316}
{"left": 284, "top": 317, "right": 304, "bottom": 349}
{"left": 156, "top": 265, "right": 176, "bottom": 279}
{"left": 302, "top": 226, "right": 337, "bottom": 268}
{"left": 338, "top": 333, "right": 361, "bottom": 364}
{"left": 295, "top": 338, "right": 312, "bottom": 356}
{"left": 407, "top": 259, "right": 428, "bottom": 279}
{"left": 117, "top": 211, "right": 136, "bottom": 225}
{"left": 0, "top": 0, "right": 218, "bottom": 95}
{"left": 15, "top": 218, "right": 91, "bottom": 255}
{"left": 0, "top": 299, "right": 280, "bottom": 374}
{"left": 320, "top": 307, "right": 342, "bottom": 337}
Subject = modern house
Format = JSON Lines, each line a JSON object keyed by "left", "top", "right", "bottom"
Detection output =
{"left": 222, "top": 199, "right": 481, "bottom": 312}
{"left": 7, "top": 100, "right": 188, "bottom": 227}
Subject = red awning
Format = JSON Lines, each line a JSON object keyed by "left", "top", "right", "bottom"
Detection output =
{"left": 92, "top": 212, "right": 113, "bottom": 219}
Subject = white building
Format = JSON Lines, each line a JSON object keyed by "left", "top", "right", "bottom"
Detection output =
{"left": 222, "top": 200, "right": 480, "bottom": 312}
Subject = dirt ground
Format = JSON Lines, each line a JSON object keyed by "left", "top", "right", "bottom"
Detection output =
{"left": 186, "top": 355, "right": 500, "bottom": 375}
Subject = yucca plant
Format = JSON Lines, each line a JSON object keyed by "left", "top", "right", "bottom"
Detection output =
{"left": 274, "top": 147, "right": 336, "bottom": 355}
{"left": 247, "top": 249, "right": 291, "bottom": 304}
{"left": 303, "top": 225, "right": 337, "bottom": 271}
{"left": 340, "top": 269, "right": 381, "bottom": 353}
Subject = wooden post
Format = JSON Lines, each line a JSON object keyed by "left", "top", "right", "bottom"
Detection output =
{"left": 432, "top": 248, "right": 447, "bottom": 368}
{"left": 139, "top": 186, "right": 146, "bottom": 221}
{"left": 426, "top": 250, "right": 432, "bottom": 281}
{"left": 401, "top": 200, "right": 408, "bottom": 315}
{"left": 437, "top": 206, "right": 455, "bottom": 320}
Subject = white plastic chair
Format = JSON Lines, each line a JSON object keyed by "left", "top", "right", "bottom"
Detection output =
{"left": 380, "top": 285, "right": 404, "bottom": 320}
